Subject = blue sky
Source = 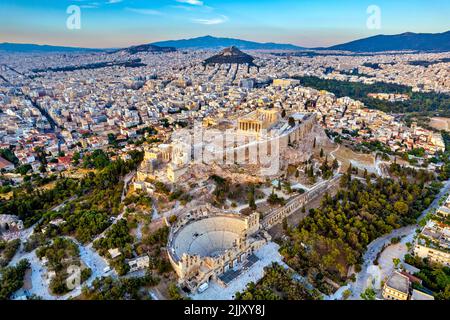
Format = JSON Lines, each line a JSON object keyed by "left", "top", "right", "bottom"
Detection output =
{"left": 0, "top": 0, "right": 449, "bottom": 48}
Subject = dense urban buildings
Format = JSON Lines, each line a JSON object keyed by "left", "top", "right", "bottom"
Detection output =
{"left": 1, "top": 40, "right": 449, "bottom": 302}
{"left": 1, "top": 1, "right": 449, "bottom": 306}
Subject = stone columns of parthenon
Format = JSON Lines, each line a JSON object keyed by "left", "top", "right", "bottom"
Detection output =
{"left": 239, "top": 121, "right": 263, "bottom": 132}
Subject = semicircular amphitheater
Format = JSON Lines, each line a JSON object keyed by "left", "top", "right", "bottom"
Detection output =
{"left": 167, "top": 206, "right": 271, "bottom": 294}
{"left": 172, "top": 216, "right": 246, "bottom": 259}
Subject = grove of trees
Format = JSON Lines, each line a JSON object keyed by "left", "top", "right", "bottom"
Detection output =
{"left": 235, "top": 263, "right": 321, "bottom": 300}
{"left": 0, "top": 259, "right": 30, "bottom": 299}
{"left": 294, "top": 76, "right": 450, "bottom": 116}
{"left": 280, "top": 172, "right": 439, "bottom": 284}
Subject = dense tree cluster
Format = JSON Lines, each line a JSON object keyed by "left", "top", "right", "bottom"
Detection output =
{"left": 82, "top": 149, "right": 111, "bottom": 169}
{"left": 153, "top": 180, "right": 170, "bottom": 195}
{"left": 388, "top": 163, "right": 435, "bottom": 184}
{"left": 139, "top": 226, "right": 173, "bottom": 275}
{"left": 355, "top": 140, "right": 392, "bottom": 155}
{"left": 404, "top": 254, "right": 450, "bottom": 300}
{"left": 0, "top": 184, "right": 12, "bottom": 194}
{"left": 136, "top": 126, "right": 158, "bottom": 136}
{"left": 433, "top": 132, "right": 450, "bottom": 181}
{"left": 210, "top": 175, "right": 230, "bottom": 205}
{"left": 24, "top": 232, "right": 48, "bottom": 252}
{"left": 36, "top": 237, "right": 83, "bottom": 295}
{"left": 319, "top": 156, "right": 334, "bottom": 180}
{"left": 0, "top": 239, "right": 21, "bottom": 267}
{"left": 280, "top": 174, "right": 439, "bottom": 284}
{"left": 81, "top": 274, "right": 159, "bottom": 300}
{"left": 360, "top": 287, "right": 376, "bottom": 300}
{"left": 168, "top": 283, "right": 188, "bottom": 300}
{"left": 168, "top": 188, "right": 192, "bottom": 205}
{"left": 0, "top": 178, "right": 79, "bottom": 227}
{"left": 94, "top": 219, "right": 133, "bottom": 255}
{"left": 267, "top": 191, "right": 286, "bottom": 206}
{"left": 18, "top": 152, "right": 143, "bottom": 242}
{"left": 209, "top": 175, "right": 263, "bottom": 206}
{"left": 36, "top": 238, "right": 79, "bottom": 271}
{"left": 18, "top": 174, "right": 58, "bottom": 194}
{"left": 123, "top": 191, "right": 153, "bottom": 210}
{"left": 143, "top": 226, "right": 169, "bottom": 247}
{"left": 235, "top": 263, "right": 321, "bottom": 300}
{"left": 294, "top": 76, "right": 450, "bottom": 116}
{"left": 93, "top": 219, "right": 134, "bottom": 275}
{"left": 0, "top": 259, "right": 30, "bottom": 300}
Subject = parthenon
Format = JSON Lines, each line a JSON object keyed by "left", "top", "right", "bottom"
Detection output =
{"left": 238, "top": 108, "right": 280, "bottom": 134}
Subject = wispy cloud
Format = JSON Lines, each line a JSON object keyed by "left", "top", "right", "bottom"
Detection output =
{"left": 77, "top": 0, "right": 119, "bottom": 6}
{"left": 125, "top": 7, "right": 162, "bottom": 15}
{"left": 192, "top": 15, "right": 228, "bottom": 25}
{"left": 80, "top": 2, "right": 100, "bottom": 9}
{"left": 172, "top": 5, "right": 195, "bottom": 11}
{"left": 176, "top": 0, "right": 204, "bottom": 6}
{"left": 80, "top": 4, "right": 98, "bottom": 8}
{"left": 172, "top": 4, "right": 213, "bottom": 12}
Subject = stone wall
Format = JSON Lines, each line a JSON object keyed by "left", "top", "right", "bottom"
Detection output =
{"left": 262, "top": 175, "right": 341, "bottom": 229}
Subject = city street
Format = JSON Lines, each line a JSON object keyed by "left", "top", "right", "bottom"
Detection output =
{"left": 348, "top": 178, "right": 450, "bottom": 299}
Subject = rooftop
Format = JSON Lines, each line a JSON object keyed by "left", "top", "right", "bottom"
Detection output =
{"left": 386, "top": 271, "right": 410, "bottom": 294}
{"left": 0, "top": 156, "right": 13, "bottom": 169}
{"left": 411, "top": 289, "right": 434, "bottom": 300}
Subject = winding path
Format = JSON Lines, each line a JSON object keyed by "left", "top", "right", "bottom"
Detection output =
{"left": 10, "top": 236, "right": 112, "bottom": 300}
{"left": 347, "top": 178, "right": 450, "bottom": 300}
{"left": 8, "top": 172, "right": 134, "bottom": 300}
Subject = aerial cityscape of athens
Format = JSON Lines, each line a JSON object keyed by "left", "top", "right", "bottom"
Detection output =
{"left": 0, "top": 0, "right": 449, "bottom": 308}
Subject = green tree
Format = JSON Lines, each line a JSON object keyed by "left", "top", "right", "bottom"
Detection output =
{"left": 0, "top": 259, "right": 30, "bottom": 299}
{"left": 288, "top": 117, "right": 296, "bottom": 127}
{"left": 72, "top": 151, "right": 81, "bottom": 165}
{"left": 360, "top": 287, "right": 376, "bottom": 300}
{"left": 168, "top": 283, "right": 185, "bottom": 300}
{"left": 16, "top": 164, "right": 32, "bottom": 175}
{"left": 394, "top": 201, "right": 409, "bottom": 216}
{"left": 332, "top": 158, "right": 339, "bottom": 170}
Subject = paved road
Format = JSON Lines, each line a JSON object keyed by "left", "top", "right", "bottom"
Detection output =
{"left": 57, "top": 237, "right": 113, "bottom": 300}
{"left": 348, "top": 178, "right": 450, "bottom": 300}
{"left": 10, "top": 248, "right": 52, "bottom": 300}
{"left": 8, "top": 172, "right": 134, "bottom": 300}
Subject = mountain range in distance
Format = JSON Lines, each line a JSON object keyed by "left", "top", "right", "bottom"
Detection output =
{"left": 325, "top": 31, "right": 450, "bottom": 52}
{"left": 151, "top": 35, "right": 305, "bottom": 51}
{"left": 152, "top": 31, "right": 450, "bottom": 52}
{"left": 0, "top": 42, "right": 101, "bottom": 53}
{"left": 1, "top": 31, "right": 449, "bottom": 53}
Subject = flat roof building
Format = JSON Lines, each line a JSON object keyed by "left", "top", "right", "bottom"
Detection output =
{"left": 382, "top": 271, "right": 410, "bottom": 300}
